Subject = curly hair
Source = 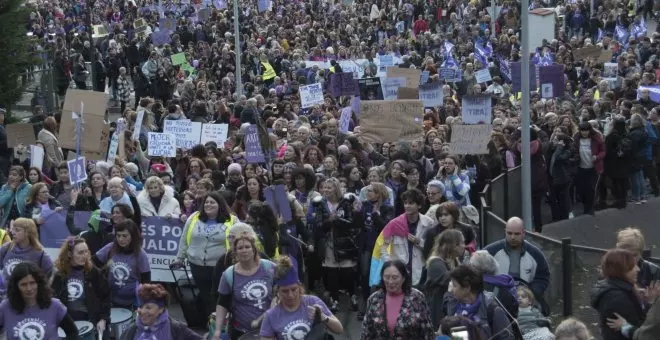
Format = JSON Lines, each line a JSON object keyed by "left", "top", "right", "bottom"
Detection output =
{"left": 7, "top": 262, "right": 53, "bottom": 313}
{"left": 137, "top": 283, "right": 170, "bottom": 307}
{"left": 55, "top": 237, "right": 93, "bottom": 277}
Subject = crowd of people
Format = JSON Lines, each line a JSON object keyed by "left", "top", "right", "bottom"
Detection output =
{"left": 0, "top": 0, "right": 658, "bottom": 338}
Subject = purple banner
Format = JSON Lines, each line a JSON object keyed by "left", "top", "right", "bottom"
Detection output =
{"left": 538, "top": 65, "right": 565, "bottom": 98}
{"left": 274, "top": 184, "right": 292, "bottom": 223}
{"left": 151, "top": 30, "right": 170, "bottom": 46}
{"left": 40, "top": 211, "right": 92, "bottom": 248}
{"left": 263, "top": 186, "right": 278, "bottom": 215}
{"left": 244, "top": 125, "right": 265, "bottom": 164}
{"left": 330, "top": 72, "right": 359, "bottom": 97}
{"left": 511, "top": 62, "right": 537, "bottom": 93}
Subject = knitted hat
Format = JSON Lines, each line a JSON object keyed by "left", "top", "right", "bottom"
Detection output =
{"left": 274, "top": 256, "right": 300, "bottom": 287}
{"left": 227, "top": 163, "right": 242, "bottom": 174}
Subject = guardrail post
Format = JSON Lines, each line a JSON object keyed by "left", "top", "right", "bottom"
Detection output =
{"left": 561, "top": 238, "right": 573, "bottom": 317}
{"left": 503, "top": 168, "right": 510, "bottom": 219}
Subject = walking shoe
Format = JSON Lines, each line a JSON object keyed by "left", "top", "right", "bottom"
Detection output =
{"left": 331, "top": 299, "right": 340, "bottom": 313}
{"left": 635, "top": 200, "right": 643, "bottom": 205}
{"left": 351, "top": 294, "right": 359, "bottom": 312}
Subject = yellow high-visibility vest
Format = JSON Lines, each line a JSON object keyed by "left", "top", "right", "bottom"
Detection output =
{"left": 186, "top": 212, "right": 237, "bottom": 249}
{"left": 262, "top": 62, "right": 276, "bottom": 80}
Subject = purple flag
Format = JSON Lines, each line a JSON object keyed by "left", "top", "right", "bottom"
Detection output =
{"left": 244, "top": 125, "right": 265, "bottom": 163}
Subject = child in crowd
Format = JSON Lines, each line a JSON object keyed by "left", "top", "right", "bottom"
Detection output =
{"left": 516, "top": 286, "right": 555, "bottom": 340}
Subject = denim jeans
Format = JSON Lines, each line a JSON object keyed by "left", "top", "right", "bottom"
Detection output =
{"left": 630, "top": 170, "right": 646, "bottom": 201}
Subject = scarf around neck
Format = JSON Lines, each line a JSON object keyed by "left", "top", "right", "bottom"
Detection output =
{"left": 455, "top": 293, "right": 484, "bottom": 322}
{"left": 135, "top": 309, "right": 172, "bottom": 340}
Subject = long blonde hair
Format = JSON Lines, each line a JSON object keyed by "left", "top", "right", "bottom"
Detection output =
{"left": 427, "top": 229, "right": 463, "bottom": 269}
{"left": 11, "top": 218, "right": 44, "bottom": 252}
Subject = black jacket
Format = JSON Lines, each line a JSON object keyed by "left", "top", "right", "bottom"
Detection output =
{"left": 590, "top": 278, "right": 645, "bottom": 340}
{"left": 51, "top": 266, "right": 111, "bottom": 324}
{"left": 547, "top": 143, "right": 577, "bottom": 186}
{"left": 628, "top": 126, "right": 648, "bottom": 172}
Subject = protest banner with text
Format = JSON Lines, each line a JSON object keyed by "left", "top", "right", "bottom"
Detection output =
{"left": 462, "top": 95, "right": 492, "bottom": 124}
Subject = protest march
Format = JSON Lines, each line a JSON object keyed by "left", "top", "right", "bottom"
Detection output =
{"left": 0, "top": 0, "right": 659, "bottom": 339}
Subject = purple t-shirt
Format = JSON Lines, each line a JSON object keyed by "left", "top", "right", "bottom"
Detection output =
{"left": 218, "top": 260, "right": 275, "bottom": 331}
{"left": 260, "top": 295, "right": 332, "bottom": 340}
{"left": 0, "top": 244, "right": 53, "bottom": 280}
{"left": 0, "top": 298, "right": 67, "bottom": 340}
{"left": 95, "top": 244, "right": 150, "bottom": 305}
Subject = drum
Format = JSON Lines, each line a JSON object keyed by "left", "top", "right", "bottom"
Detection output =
{"left": 58, "top": 321, "right": 96, "bottom": 340}
{"left": 110, "top": 308, "right": 133, "bottom": 339}
{"left": 238, "top": 330, "right": 261, "bottom": 340}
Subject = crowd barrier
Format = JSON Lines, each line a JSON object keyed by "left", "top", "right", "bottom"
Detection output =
{"left": 39, "top": 211, "right": 183, "bottom": 282}
{"left": 479, "top": 166, "right": 660, "bottom": 328}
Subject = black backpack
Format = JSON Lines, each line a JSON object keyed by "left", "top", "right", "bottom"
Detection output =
{"left": 617, "top": 136, "right": 634, "bottom": 158}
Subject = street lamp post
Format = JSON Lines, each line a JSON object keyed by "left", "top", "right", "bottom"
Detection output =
{"left": 520, "top": 0, "right": 533, "bottom": 229}
{"left": 233, "top": 0, "right": 242, "bottom": 98}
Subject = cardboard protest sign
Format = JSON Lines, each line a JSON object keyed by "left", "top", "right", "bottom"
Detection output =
{"left": 462, "top": 95, "right": 492, "bottom": 124}
{"left": 59, "top": 90, "right": 108, "bottom": 153}
{"left": 449, "top": 125, "right": 492, "bottom": 154}
{"left": 92, "top": 25, "right": 109, "bottom": 38}
{"left": 359, "top": 100, "right": 424, "bottom": 143}
{"left": 386, "top": 67, "right": 422, "bottom": 88}
{"left": 397, "top": 87, "right": 419, "bottom": 99}
{"left": 81, "top": 125, "right": 110, "bottom": 161}
{"left": 5, "top": 123, "right": 36, "bottom": 148}
{"left": 200, "top": 123, "right": 229, "bottom": 146}
{"left": 380, "top": 77, "right": 407, "bottom": 100}
{"left": 134, "top": 18, "right": 148, "bottom": 33}
{"left": 147, "top": 132, "right": 176, "bottom": 157}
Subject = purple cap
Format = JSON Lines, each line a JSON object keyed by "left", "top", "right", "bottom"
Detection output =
{"left": 274, "top": 256, "right": 299, "bottom": 286}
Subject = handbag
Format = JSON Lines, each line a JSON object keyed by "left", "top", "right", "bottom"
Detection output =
{"left": 304, "top": 306, "right": 334, "bottom": 340}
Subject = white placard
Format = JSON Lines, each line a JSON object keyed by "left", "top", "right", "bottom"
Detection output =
{"left": 30, "top": 145, "right": 44, "bottom": 171}
{"left": 132, "top": 110, "right": 145, "bottom": 140}
{"left": 106, "top": 132, "right": 119, "bottom": 163}
{"left": 475, "top": 69, "right": 492, "bottom": 83}
{"left": 541, "top": 83, "right": 554, "bottom": 98}
{"left": 200, "top": 123, "right": 229, "bottom": 146}
{"left": 163, "top": 120, "right": 202, "bottom": 150}
{"left": 418, "top": 83, "right": 444, "bottom": 107}
{"left": 148, "top": 132, "right": 177, "bottom": 157}
{"left": 300, "top": 83, "right": 325, "bottom": 109}
{"left": 461, "top": 95, "right": 492, "bottom": 124}
{"left": 380, "top": 77, "right": 407, "bottom": 100}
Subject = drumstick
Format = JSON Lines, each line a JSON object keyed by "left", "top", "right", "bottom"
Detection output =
{"left": 287, "top": 230, "right": 309, "bottom": 247}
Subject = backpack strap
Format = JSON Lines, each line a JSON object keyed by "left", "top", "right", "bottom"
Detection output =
{"left": 224, "top": 264, "right": 235, "bottom": 289}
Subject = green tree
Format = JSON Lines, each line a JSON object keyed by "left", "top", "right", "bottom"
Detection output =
{"left": 0, "top": 0, "right": 39, "bottom": 121}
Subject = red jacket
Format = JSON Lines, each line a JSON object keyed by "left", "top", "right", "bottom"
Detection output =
{"left": 413, "top": 19, "right": 429, "bottom": 36}
{"left": 573, "top": 132, "right": 606, "bottom": 174}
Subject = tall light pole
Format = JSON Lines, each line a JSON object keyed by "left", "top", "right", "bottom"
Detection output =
{"left": 233, "top": 0, "right": 243, "bottom": 98}
{"left": 491, "top": 0, "right": 496, "bottom": 37}
{"left": 520, "top": 0, "right": 532, "bottom": 230}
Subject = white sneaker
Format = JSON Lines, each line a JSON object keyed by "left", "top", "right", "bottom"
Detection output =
{"left": 568, "top": 212, "right": 575, "bottom": 219}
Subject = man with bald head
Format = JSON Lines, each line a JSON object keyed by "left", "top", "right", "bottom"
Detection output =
{"left": 484, "top": 217, "right": 550, "bottom": 301}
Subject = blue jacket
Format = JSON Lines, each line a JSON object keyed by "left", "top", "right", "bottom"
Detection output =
{"left": 484, "top": 239, "right": 550, "bottom": 298}
{"left": 644, "top": 120, "right": 657, "bottom": 161}
{"left": 0, "top": 182, "right": 32, "bottom": 228}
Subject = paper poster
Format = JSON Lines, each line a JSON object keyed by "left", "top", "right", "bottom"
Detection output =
{"left": 359, "top": 100, "right": 424, "bottom": 143}
{"left": 59, "top": 90, "right": 108, "bottom": 153}
{"left": 449, "top": 125, "right": 492, "bottom": 154}
{"left": 67, "top": 157, "right": 87, "bottom": 184}
{"left": 419, "top": 71, "right": 430, "bottom": 85}
{"left": 439, "top": 67, "right": 461, "bottom": 82}
{"left": 461, "top": 95, "right": 492, "bottom": 124}
{"left": 299, "top": 83, "right": 324, "bottom": 108}
{"left": 379, "top": 55, "right": 393, "bottom": 72}
{"left": 418, "top": 83, "right": 443, "bottom": 107}
{"left": 339, "top": 107, "right": 352, "bottom": 134}
{"left": 5, "top": 123, "right": 36, "bottom": 148}
{"left": 386, "top": 67, "right": 422, "bottom": 88}
{"left": 541, "top": 83, "right": 554, "bottom": 98}
{"left": 106, "top": 132, "right": 119, "bottom": 163}
{"left": 171, "top": 53, "right": 187, "bottom": 66}
{"left": 244, "top": 125, "right": 265, "bottom": 163}
{"left": 475, "top": 69, "right": 492, "bottom": 83}
{"left": 380, "top": 77, "right": 407, "bottom": 100}
{"left": 30, "top": 145, "right": 44, "bottom": 171}
{"left": 147, "top": 132, "right": 177, "bottom": 157}
{"left": 200, "top": 123, "right": 229, "bottom": 146}
{"left": 358, "top": 77, "right": 384, "bottom": 100}
{"left": 258, "top": 0, "right": 271, "bottom": 12}
{"left": 163, "top": 119, "right": 202, "bottom": 149}
{"left": 132, "top": 110, "right": 144, "bottom": 141}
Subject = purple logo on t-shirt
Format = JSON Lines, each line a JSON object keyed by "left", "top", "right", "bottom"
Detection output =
{"left": 110, "top": 261, "right": 132, "bottom": 288}
{"left": 13, "top": 317, "right": 46, "bottom": 339}
{"left": 240, "top": 279, "right": 269, "bottom": 310}
{"left": 67, "top": 278, "right": 84, "bottom": 301}
{"left": 282, "top": 319, "right": 311, "bottom": 340}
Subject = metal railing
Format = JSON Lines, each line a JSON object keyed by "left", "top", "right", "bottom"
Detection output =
{"left": 479, "top": 166, "right": 660, "bottom": 328}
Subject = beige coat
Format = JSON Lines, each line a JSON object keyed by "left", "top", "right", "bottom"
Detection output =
{"left": 37, "top": 129, "right": 63, "bottom": 165}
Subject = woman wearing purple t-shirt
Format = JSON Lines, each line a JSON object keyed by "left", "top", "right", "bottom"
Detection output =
{"left": 213, "top": 234, "right": 276, "bottom": 340}
{"left": 93, "top": 220, "right": 151, "bottom": 308}
{"left": 259, "top": 256, "right": 344, "bottom": 340}
{"left": 52, "top": 237, "right": 111, "bottom": 337}
{"left": 120, "top": 283, "right": 201, "bottom": 340}
{"left": 0, "top": 218, "right": 54, "bottom": 280}
{"left": 0, "top": 262, "right": 78, "bottom": 340}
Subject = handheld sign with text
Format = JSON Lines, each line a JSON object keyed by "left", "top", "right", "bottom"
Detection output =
{"left": 67, "top": 157, "right": 87, "bottom": 184}
{"left": 449, "top": 125, "right": 492, "bottom": 154}
{"left": 418, "top": 83, "right": 443, "bottom": 107}
{"left": 386, "top": 67, "right": 422, "bottom": 88}
{"left": 300, "top": 83, "right": 325, "bottom": 108}
{"left": 147, "top": 133, "right": 176, "bottom": 158}
{"left": 475, "top": 69, "right": 492, "bottom": 83}
{"left": 171, "top": 52, "right": 187, "bottom": 66}
{"left": 163, "top": 120, "right": 202, "bottom": 150}
{"left": 381, "top": 77, "right": 407, "bottom": 100}
{"left": 106, "top": 132, "right": 119, "bottom": 163}
{"left": 200, "top": 123, "right": 229, "bottom": 146}
{"left": 461, "top": 95, "right": 492, "bottom": 124}
{"left": 244, "top": 125, "right": 265, "bottom": 164}
{"left": 359, "top": 100, "right": 424, "bottom": 143}
{"left": 339, "top": 107, "right": 352, "bottom": 134}
{"left": 5, "top": 123, "right": 36, "bottom": 148}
